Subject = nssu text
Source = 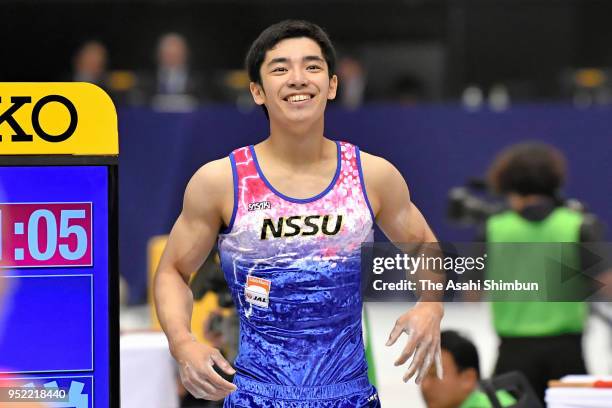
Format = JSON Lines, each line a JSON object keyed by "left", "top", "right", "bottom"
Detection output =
{"left": 260, "top": 214, "right": 343, "bottom": 239}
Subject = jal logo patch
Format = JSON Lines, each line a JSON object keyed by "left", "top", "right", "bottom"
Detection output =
{"left": 245, "top": 275, "right": 271, "bottom": 308}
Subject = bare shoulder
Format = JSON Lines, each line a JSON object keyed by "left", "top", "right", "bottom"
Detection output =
{"left": 359, "top": 150, "right": 405, "bottom": 188}
{"left": 190, "top": 157, "right": 233, "bottom": 190}
{"left": 183, "top": 157, "right": 233, "bottom": 216}
{"left": 358, "top": 150, "right": 410, "bottom": 215}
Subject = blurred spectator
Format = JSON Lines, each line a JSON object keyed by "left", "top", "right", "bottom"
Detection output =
{"left": 71, "top": 40, "right": 140, "bottom": 105}
{"left": 561, "top": 68, "right": 612, "bottom": 108}
{"left": 337, "top": 56, "right": 366, "bottom": 109}
{"left": 420, "top": 330, "right": 515, "bottom": 408}
{"left": 72, "top": 40, "right": 109, "bottom": 90}
{"left": 138, "top": 33, "right": 204, "bottom": 111}
{"left": 484, "top": 142, "right": 605, "bottom": 402}
{"left": 156, "top": 33, "right": 191, "bottom": 95}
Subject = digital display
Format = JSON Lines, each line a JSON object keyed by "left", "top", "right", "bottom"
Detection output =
{"left": 0, "top": 166, "right": 111, "bottom": 408}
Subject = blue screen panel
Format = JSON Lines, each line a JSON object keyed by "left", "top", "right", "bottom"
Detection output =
{"left": 0, "top": 275, "right": 93, "bottom": 372}
{"left": 0, "top": 166, "right": 110, "bottom": 408}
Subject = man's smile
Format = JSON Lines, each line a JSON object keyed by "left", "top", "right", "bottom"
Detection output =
{"left": 283, "top": 93, "right": 315, "bottom": 104}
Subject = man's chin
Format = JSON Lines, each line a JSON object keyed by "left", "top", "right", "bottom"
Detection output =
{"left": 285, "top": 105, "right": 325, "bottom": 121}
{"left": 279, "top": 111, "right": 317, "bottom": 124}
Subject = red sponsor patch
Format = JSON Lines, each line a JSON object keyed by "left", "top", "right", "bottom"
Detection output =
{"left": 245, "top": 276, "right": 271, "bottom": 308}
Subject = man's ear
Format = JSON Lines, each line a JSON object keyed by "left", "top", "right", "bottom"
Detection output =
{"left": 459, "top": 368, "right": 479, "bottom": 391}
{"left": 327, "top": 74, "right": 338, "bottom": 100}
{"left": 250, "top": 82, "right": 266, "bottom": 105}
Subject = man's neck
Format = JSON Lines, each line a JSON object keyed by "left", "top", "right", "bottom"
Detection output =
{"left": 508, "top": 194, "right": 555, "bottom": 212}
{"left": 263, "top": 118, "right": 331, "bottom": 166}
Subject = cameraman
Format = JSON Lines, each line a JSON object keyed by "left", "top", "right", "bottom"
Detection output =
{"left": 482, "top": 142, "right": 604, "bottom": 402}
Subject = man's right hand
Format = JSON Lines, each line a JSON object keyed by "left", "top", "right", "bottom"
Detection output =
{"left": 172, "top": 335, "right": 237, "bottom": 401}
{"left": 154, "top": 160, "right": 237, "bottom": 400}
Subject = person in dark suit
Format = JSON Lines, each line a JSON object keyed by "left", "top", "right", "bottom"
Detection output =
{"left": 72, "top": 40, "right": 110, "bottom": 90}
{"left": 138, "top": 33, "right": 205, "bottom": 110}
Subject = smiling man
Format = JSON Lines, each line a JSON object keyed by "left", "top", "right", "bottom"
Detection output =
{"left": 154, "top": 20, "right": 444, "bottom": 407}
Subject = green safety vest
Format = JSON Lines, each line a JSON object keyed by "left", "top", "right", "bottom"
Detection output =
{"left": 486, "top": 207, "right": 587, "bottom": 337}
{"left": 460, "top": 389, "right": 516, "bottom": 408}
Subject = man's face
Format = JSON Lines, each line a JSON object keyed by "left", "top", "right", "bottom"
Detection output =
{"left": 420, "top": 350, "right": 476, "bottom": 408}
{"left": 158, "top": 34, "right": 188, "bottom": 69}
{"left": 250, "top": 37, "right": 338, "bottom": 125}
{"left": 76, "top": 43, "right": 107, "bottom": 78}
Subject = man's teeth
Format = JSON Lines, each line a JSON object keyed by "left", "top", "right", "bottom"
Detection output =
{"left": 287, "top": 94, "right": 311, "bottom": 102}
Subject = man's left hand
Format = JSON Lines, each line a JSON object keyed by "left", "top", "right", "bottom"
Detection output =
{"left": 386, "top": 302, "right": 444, "bottom": 384}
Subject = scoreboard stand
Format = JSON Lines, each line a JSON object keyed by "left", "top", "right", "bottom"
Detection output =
{"left": 0, "top": 83, "right": 119, "bottom": 408}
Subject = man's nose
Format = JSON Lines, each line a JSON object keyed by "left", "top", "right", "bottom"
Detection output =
{"left": 287, "top": 69, "right": 308, "bottom": 88}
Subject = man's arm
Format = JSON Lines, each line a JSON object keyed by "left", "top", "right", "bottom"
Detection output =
{"left": 153, "top": 158, "right": 237, "bottom": 401}
{"left": 361, "top": 151, "right": 444, "bottom": 384}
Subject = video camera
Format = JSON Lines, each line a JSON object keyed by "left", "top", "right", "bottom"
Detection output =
{"left": 190, "top": 248, "right": 238, "bottom": 363}
{"left": 447, "top": 178, "right": 587, "bottom": 226}
{"left": 447, "top": 179, "right": 505, "bottom": 226}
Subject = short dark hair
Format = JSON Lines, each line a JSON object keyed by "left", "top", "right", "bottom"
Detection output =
{"left": 441, "top": 330, "right": 481, "bottom": 378}
{"left": 245, "top": 20, "right": 337, "bottom": 85}
{"left": 488, "top": 141, "right": 567, "bottom": 197}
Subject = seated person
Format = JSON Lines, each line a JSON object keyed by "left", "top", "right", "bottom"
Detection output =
{"left": 420, "top": 330, "right": 515, "bottom": 408}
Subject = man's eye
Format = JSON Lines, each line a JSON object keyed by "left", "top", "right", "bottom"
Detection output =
{"left": 307, "top": 65, "right": 322, "bottom": 70}
{"left": 272, "top": 67, "right": 287, "bottom": 73}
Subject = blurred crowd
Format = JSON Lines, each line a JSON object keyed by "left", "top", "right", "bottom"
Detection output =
{"left": 70, "top": 32, "right": 444, "bottom": 111}
{"left": 72, "top": 35, "right": 209, "bottom": 112}
{"left": 71, "top": 33, "right": 612, "bottom": 113}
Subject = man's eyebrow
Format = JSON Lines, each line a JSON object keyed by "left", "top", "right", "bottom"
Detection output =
{"left": 266, "top": 56, "right": 325, "bottom": 66}
{"left": 267, "top": 57, "right": 289, "bottom": 66}
{"left": 303, "top": 55, "right": 325, "bottom": 63}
